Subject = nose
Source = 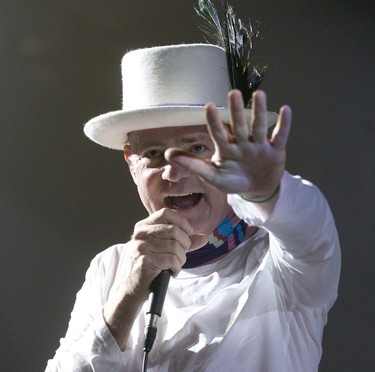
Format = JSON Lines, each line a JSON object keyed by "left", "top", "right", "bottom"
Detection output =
{"left": 161, "top": 162, "right": 191, "bottom": 182}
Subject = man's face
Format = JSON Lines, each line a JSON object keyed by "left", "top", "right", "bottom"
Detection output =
{"left": 125, "top": 125, "right": 233, "bottom": 234}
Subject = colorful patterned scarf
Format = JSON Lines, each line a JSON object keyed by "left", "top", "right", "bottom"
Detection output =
{"left": 183, "top": 211, "right": 254, "bottom": 268}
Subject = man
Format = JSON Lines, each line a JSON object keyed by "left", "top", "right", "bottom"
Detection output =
{"left": 46, "top": 43, "right": 340, "bottom": 371}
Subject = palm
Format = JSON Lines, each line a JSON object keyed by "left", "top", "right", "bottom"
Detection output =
{"left": 166, "top": 90, "right": 291, "bottom": 198}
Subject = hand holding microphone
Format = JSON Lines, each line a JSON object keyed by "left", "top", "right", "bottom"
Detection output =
{"left": 103, "top": 209, "right": 207, "bottom": 365}
{"left": 140, "top": 211, "right": 207, "bottom": 355}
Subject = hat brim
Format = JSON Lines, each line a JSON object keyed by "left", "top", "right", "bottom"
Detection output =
{"left": 84, "top": 106, "right": 278, "bottom": 150}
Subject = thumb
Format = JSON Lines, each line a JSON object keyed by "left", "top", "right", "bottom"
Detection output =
{"left": 189, "top": 234, "right": 208, "bottom": 251}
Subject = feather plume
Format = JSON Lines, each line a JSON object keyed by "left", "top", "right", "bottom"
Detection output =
{"left": 194, "top": 0, "right": 266, "bottom": 107}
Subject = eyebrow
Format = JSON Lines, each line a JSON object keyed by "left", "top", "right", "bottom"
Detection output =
{"left": 177, "top": 134, "right": 210, "bottom": 145}
{"left": 137, "top": 134, "right": 211, "bottom": 150}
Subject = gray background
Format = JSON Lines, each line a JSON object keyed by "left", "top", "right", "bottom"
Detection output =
{"left": 1, "top": 1, "right": 374, "bottom": 371}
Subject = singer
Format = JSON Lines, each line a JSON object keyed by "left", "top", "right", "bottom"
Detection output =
{"left": 45, "top": 3, "right": 340, "bottom": 372}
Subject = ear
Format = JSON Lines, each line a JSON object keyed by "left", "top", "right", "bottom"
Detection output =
{"left": 123, "top": 145, "right": 137, "bottom": 184}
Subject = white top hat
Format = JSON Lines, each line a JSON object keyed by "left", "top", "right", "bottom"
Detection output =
{"left": 84, "top": 43, "right": 277, "bottom": 150}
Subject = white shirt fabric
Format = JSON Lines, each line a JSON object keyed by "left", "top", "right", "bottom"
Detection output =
{"left": 46, "top": 172, "right": 341, "bottom": 372}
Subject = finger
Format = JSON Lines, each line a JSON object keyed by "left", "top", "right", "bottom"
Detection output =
{"left": 130, "top": 234, "right": 186, "bottom": 278}
{"left": 150, "top": 240, "right": 189, "bottom": 270}
{"left": 141, "top": 208, "right": 194, "bottom": 235}
{"left": 163, "top": 233, "right": 207, "bottom": 275}
{"left": 165, "top": 148, "right": 217, "bottom": 182}
{"left": 228, "top": 90, "right": 249, "bottom": 142}
{"left": 137, "top": 209, "right": 208, "bottom": 253}
{"left": 205, "top": 102, "right": 234, "bottom": 148}
{"left": 270, "top": 105, "right": 292, "bottom": 150}
{"left": 250, "top": 90, "right": 268, "bottom": 143}
{"left": 134, "top": 223, "right": 191, "bottom": 252}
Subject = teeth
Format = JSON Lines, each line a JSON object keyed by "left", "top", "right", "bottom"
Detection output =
{"left": 168, "top": 193, "right": 193, "bottom": 197}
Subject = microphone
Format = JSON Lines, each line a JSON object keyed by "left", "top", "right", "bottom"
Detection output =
{"left": 143, "top": 270, "right": 171, "bottom": 353}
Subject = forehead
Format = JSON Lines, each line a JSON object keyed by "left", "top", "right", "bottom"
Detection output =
{"left": 128, "top": 125, "right": 210, "bottom": 150}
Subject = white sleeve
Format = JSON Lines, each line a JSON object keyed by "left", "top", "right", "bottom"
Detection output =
{"left": 228, "top": 171, "right": 341, "bottom": 308}
{"left": 45, "top": 249, "right": 130, "bottom": 372}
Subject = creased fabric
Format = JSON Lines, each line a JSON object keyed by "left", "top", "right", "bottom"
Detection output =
{"left": 45, "top": 172, "right": 341, "bottom": 372}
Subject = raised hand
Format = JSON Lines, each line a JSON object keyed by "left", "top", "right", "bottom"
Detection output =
{"left": 165, "top": 90, "right": 292, "bottom": 201}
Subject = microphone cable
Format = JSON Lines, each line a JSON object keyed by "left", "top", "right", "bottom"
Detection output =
{"left": 142, "top": 270, "right": 171, "bottom": 372}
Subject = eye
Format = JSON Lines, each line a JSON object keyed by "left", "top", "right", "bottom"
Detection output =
{"left": 144, "top": 149, "right": 163, "bottom": 159}
{"left": 190, "top": 144, "right": 206, "bottom": 154}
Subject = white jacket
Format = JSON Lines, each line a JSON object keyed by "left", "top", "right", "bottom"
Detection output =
{"left": 46, "top": 172, "right": 341, "bottom": 372}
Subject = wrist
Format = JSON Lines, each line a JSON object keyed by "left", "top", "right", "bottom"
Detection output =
{"left": 239, "top": 184, "right": 280, "bottom": 204}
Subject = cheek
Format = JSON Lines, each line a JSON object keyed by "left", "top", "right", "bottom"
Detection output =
{"left": 134, "top": 168, "right": 161, "bottom": 213}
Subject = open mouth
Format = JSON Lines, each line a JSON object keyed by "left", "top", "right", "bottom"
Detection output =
{"left": 164, "top": 193, "right": 203, "bottom": 210}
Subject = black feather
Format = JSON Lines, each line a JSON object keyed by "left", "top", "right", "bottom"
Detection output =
{"left": 194, "top": 0, "right": 266, "bottom": 107}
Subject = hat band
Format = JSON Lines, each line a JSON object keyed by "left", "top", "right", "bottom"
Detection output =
{"left": 149, "top": 104, "right": 225, "bottom": 108}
